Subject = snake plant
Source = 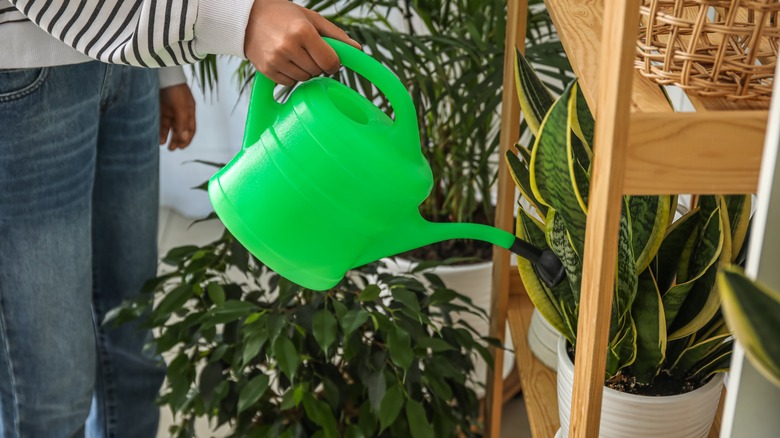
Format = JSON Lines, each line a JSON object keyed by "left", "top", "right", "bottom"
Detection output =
{"left": 506, "top": 50, "right": 751, "bottom": 391}
{"left": 718, "top": 266, "right": 780, "bottom": 387}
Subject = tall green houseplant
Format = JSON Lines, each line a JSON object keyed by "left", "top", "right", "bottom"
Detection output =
{"left": 506, "top": 51, "right": 750, "bottom": 392}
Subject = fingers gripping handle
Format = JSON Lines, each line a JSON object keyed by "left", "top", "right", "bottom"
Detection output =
{"left": 242, "top": 37, "right": 416, "bottom": 148}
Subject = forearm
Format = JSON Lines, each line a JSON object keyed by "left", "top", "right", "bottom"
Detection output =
{"left": 7, "top": 0, "right": 253, "bottom": 67}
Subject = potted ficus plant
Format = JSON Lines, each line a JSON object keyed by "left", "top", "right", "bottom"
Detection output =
{"left": 193, "top": 0, "right": 573, "bottom": 395}
{"left": 506, "top": 51, "right": 752, "bottom": 438}
{"left": 106, "top": 220, "right": 496, "bottom": 437}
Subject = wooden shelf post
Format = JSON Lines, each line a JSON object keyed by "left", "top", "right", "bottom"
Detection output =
{"left": 485, "top": 0, "right": 527, "bottom": 436}
{"left": 568, "top": 1, "right": 641, "bottom": 436}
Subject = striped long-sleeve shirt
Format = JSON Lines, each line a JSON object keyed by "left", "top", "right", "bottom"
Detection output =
{"left": 0, "top": 0, "right": 253, "bottom": 71}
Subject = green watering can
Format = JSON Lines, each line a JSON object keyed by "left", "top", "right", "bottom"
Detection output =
{"left": 208, "top": 38, "right": 564, "bottom": 291}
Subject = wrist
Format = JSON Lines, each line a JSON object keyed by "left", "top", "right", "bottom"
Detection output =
{"left": 193, "top": 0, "right": 255, "bottom": 59}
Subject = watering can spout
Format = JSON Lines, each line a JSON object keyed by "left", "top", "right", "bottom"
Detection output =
{"left": 351, "top": 214, "right": 566, "bottom": 288}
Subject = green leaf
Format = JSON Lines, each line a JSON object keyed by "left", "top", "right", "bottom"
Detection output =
{"left": 303, "top": 394, "right": 339, "bottom": 438}
{"left": 366, "top": 367, "right": 387, "bottom": 414}
{"left": 405, "top": 400, "right": 435, "bottom": 438}
{"left": 571, "top": 82, "right": 595, "bottom": 149}
{"left": 273, "top": 337, "right": 300, "bottom": 380}
{"left": 530, "top": 80, "right": 588, "bottom": 256}
{"left": 379, "top": 384, "right": 405, "bottom": 432}
{"left": 313, "top": 309, "right": 338, "bottom": 353}
{"left": 198, "top": 362, "right": 223, "bottom": 406}
{"left": 341, "top": 309, "right": 369, "bottom": 336}
{"left": 630, "top": 269, "right": 666, "bottom": 384}
{"left": 387, "top": 326, "right": 414, "bottom": 371}
{"left": 669, "top": 333, "right": 731, "bottom": 378}
{"left": 358, "top": 284, "right": 381, "bottom": 301}
{"left": 514, "top": 47, "right": 555, "bottom": 137}
{"left": 391, "top": 287, "right": 421, "bottom": 313}
{"left": 242, "top": 327, "right": 267, "bottom": 366}
{"left": 203, "top": 300, "right": 258, "bottom": 325}
{"left": 653, "top": 208, "right": 700, "bottom": 292}
{"left": 725, "top": 195, "right": 751, "bottom": 261}
{"left": 155, "top": 284, "right": 193, "bottom": 316}
{"left": 506, "top": 147, "right": 546, "bottom": 218}
{"left": 237, "top": 374, "right": 269, "bottom": 413}
{"left": 415, "top": 337, "right": 455, "bottom": 353}
{"left": 628, "top": 195, "right": 671, "bottom": 273}
{"left": 207, "top": 283, "right": 225, "bottom": 306}
{"left": 614, "top": 201, "right": 638, "bottom": 335}
{"left": 665, "top": 208, "right": 724, "bottom": 338}
{"left": 718, "top": 266, "right": 780, "bottom": 386}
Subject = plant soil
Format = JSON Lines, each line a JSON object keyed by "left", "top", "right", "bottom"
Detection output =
{"left": 567, "top": 345, "right": 707, "bottom": 397}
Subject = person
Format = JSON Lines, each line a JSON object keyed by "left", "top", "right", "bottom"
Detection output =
{"left": 0, "top": 0, "right": 360, "bottom": 436}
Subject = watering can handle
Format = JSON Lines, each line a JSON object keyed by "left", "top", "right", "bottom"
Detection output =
{"left": 242, "top": 37, "right": 416, "bottom": 148}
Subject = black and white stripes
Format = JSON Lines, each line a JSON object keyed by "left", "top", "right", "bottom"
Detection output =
{"left": 1, "top": 0, "right": 252, "bottom": 68}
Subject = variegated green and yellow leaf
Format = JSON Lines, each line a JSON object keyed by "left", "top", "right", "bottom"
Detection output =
{"left": 530, "top": 80, "right": 588, "bottom": 256}
{"left": 606, "top": 316, "right": 637, "bottom": 378}
{"left": 514, "top": 47, "right": 555, "bottom": 137}
{"left": 631, "top": 268, "right": 666, "bottom": 384}
{"left": 547, "top": 210, "right": 583, "bottom": 306}
{"left": 667, "top": 207, "right": 725, "bottom": 340}
{"left": 614, "top": 200, "right": 638, "bottom": 333}
{"left": 689, "top": 343, "right": 732, "bottom": 382}
{"left": 505, "top": 148, "right": 547, "bottom": 218}
{"left": 629, "top": 195, "right": 671, "bottom": 274}
{"left": 571, "top": 83, "right": 595, "bottom": 150}
{"left": 654, "top": 208, "right": 700, "bottom": 292}
{"left": 718, "top": 266, "right": 780, "bottom": 387}
{"left": 669, "top": 333, "right": 730, "bottom": 379}
{"left": 567, "top": 83, "right": 593, "bottom": 169}
{"left": 725, "top": 195, "right": 751, "bottom": 262}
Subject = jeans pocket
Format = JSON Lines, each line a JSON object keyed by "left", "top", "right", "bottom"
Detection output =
{"left": 0, "top": 67, "right": 48, "bottom": 102}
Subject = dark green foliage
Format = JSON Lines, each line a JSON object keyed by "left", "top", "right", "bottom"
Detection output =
{"left": 108, "top": 222, "right": 490, "bottom": 437}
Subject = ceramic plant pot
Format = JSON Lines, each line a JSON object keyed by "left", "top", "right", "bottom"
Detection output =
{"left": 528, "top": 308, "right": 559, "bottom": 370}
{"left": 555, "top": 337, "right": 724, "bottom": 438}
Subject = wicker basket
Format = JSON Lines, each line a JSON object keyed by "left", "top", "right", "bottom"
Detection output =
{"left": 636, "top": 0, "right": 780, "bottom": 102}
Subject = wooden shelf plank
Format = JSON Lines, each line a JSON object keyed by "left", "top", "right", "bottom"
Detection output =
{"left": 543, "top": 0, "right": 770, "bottom": 114}
{"left": 624, "top": 111, "right": 767, "bottom": 194}
{"left": 506, "top": 282, "right": 560, "bottom": 438}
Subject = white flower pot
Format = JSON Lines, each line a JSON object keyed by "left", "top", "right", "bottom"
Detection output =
{"left": 528, "top": 308, "right": 559, "bottom": 370}
{"left": 555, "top": 337, "right": 724, "bottom": 438}
{"left": 381, "top": 258, "right": 515, "bottom": 398}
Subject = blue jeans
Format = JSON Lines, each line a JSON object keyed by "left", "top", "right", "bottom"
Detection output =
{"left": 0, "top": 62, "right": 165, "bottom": 437}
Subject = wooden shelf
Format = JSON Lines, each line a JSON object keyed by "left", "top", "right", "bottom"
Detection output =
{"left": 543, "top": 0, "right": 770, "bottom": 114}
{"left": 506, "top": 272, "right": 560, "bottom": 437}
{"left": 542, "top": 0, "right": 768, "bottom": 195}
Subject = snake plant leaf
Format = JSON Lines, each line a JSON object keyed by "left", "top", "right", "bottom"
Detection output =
{"left": 516, "top": 211, "right": 573, "bottom": 342}
{"left": 530, "top": 80, "right": 588, "bottom": 256}
{"left": 688, "top": 343, "right": 732, "bottom": 382}
{"left": 631, "top": 268, "right": 667, "bottom": 384}
{"left": 548, "top": 210, "right": 583, "bottom": 305}
{"left": 654, "top": 208, "right": 700, "bottom": 292}
{"left": 718, "top": 266, "right": 780, "bottom": 386}
{"left": 629, "top": 195, "right": 671, "bottom": 274}
{"left": 606, "top": 316, "right": 637, "bottom": 377}
{"left": 571, "top": 159, "right": 590, "bottom": 213}
{"left": 669, "top": 332, "right": 731, "bottom": 379}
{"left": 667, "top": 208, "right": 725, "bottom": 340}
{"left": 505, "top": 147, "right": 546, "bottom": 218}
{"left": 568, "top": 83, "right": 593, "bottom": 168}
{"left": 514, "top": 47, "right": 556, "bottom": 137}
{"left": 725, "top": 195, "right": 751, "bottom": 261}
{"left": 614, "top": 200, "right": 638, "bottom": 334}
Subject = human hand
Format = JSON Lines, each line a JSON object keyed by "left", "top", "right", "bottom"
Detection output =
{"left": 159, "top": 84, "right": 196, "bottom": 150}
{"left": 244, "top": 0, "right": 362, "bottom": 86}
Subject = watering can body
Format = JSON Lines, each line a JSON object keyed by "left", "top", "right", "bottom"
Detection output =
{"left": 209, "top": 38, "right": 562, "bottom": 291}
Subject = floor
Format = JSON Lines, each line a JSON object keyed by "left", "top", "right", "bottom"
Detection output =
{"left": 155, "top": 207, "right": 532, "bottom": 437}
